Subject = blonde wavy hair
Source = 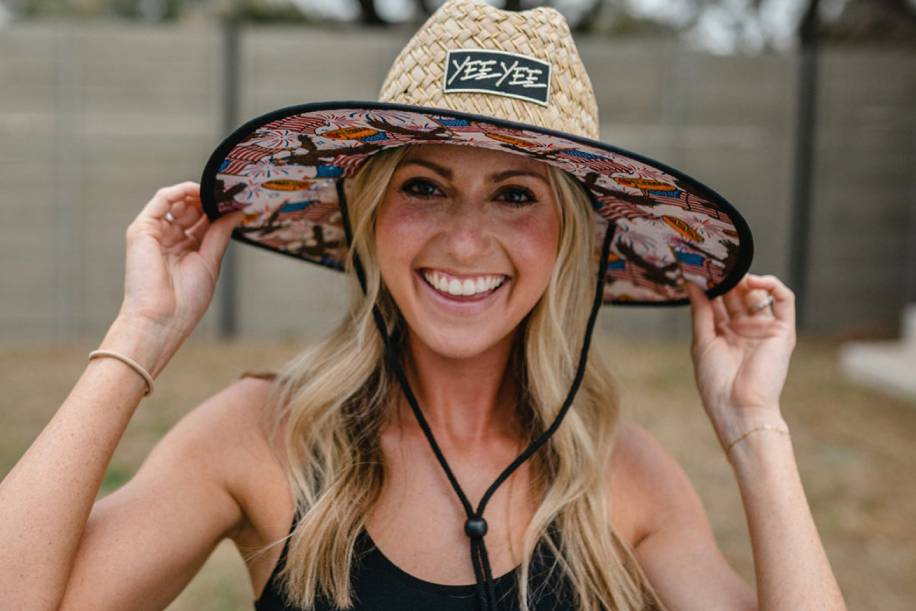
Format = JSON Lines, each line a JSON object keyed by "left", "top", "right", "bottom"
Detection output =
{"left": 245, "top": 144, "right": 667, "bottom": 611}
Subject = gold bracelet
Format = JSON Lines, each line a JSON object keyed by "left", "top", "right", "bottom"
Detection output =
{"left": 88, "top": 349, "right": 154, "bottom": 396}
{"left": 725, "top": 424, "right": 790, "bottom": 455}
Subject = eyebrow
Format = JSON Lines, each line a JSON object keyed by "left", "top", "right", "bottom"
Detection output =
{"left": 400, "top": 159, "right": 549, "bottom": 185}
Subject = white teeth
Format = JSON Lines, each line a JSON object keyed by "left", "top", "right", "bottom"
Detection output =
{"left": 433, "top": 274, "right": 448, "bottom": 292}
{"left": 422, "top": 270, "right": 505, "bottom": 297}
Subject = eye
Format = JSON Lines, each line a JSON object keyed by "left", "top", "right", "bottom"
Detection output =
{"left": 497, "top": 186, "right": 537, "bottom": 207}
{"left": 401, "top": 178, "right": 443, "bottom": 198}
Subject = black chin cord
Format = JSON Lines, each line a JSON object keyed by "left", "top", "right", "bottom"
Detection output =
{"left": 338, "top": 181, "right": 614, "bottom": 610}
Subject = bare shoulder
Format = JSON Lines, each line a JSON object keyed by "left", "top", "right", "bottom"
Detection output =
{"left": 607, "top": 426, "right": 757, "bottom": 610}
{"left": 215, "top": 376, "right": 294, "bottom": 530}
{"left": 208, "top": 374, "right": 286, "bottom": 465}
{"left": 181, "top": 375, "right": 281, "bottom": 463}
{"left": 163, "top": 375, "right": 285, "bottom": 531}
{"left": 610, "top": 420, "right": 679, "bottom": 482}
{"left": 217, "top": 375, "right": 298, "bottom": 598}
{"left": 194, "top": 374, "right": 298, "bottom": 592}
{"left": 159, "top": 374, "right": 291, "bottom": 538}
{"left": 606, "top": 420, "right": 696, "bottom": 550}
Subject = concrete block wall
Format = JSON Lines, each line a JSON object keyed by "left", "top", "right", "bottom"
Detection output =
{"left": 0, "top": 22, "right": 912, "bottom": 341}
{"left": 804, "top": 47, "right": 916, "bottom": 337}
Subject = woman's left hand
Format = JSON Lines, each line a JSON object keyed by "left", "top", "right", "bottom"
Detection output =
{"left": 683, "top": 273, "right": 797, "bottom": 450}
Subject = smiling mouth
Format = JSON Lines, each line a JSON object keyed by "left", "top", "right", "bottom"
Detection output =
{"left": 419, "top": 268, "right": 509, "bottom": 300}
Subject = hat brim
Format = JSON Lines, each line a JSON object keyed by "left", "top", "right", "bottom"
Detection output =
{"left": 200, "top": 101, "right": 753, "bottom": 306}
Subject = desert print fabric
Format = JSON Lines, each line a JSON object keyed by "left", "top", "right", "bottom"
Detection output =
{"left": 201, "top": 104, "right": 753, "bottom": 306}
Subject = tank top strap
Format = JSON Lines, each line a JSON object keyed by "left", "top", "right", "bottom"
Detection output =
{"left": 254, "top": 507, "right": 303, "bottom": 610}
{"left": 262, "top": 510, "right": 374, "bottom": 605}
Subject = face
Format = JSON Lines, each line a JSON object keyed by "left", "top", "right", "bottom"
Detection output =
{"left": 374, "top": 143, "right": 561, "bottom": 360}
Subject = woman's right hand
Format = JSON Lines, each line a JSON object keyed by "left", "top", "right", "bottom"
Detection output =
{"left": 118, "top": 181, "right": 244, "bottom": 347}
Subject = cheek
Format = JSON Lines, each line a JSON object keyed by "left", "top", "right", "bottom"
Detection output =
{"left": 375, "top": 199, "right": 431, "bottom": 283}
{"left": 507, "top": 210, "right": 560, "bottom": 285}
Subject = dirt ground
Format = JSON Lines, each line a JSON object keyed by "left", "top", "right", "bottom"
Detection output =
{"left": 1, "top": 335, "right": 914, "bottom": 610}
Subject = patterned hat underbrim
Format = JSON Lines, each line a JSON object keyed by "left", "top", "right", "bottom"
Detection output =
{"left": 200, "top": 101, "right": 753, "bottom": 306}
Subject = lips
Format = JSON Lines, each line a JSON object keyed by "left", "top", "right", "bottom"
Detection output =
{"left": 418, "top": 268, "right": 509, "bottom": 303}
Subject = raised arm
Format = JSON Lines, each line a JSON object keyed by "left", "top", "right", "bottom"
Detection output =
{"left": 56, "top": 377, "right": 265, "bottom": 611}
{"left": 667, "top": 275, "right": 847, "bottom": 611}
{"left": 0, "top": 183, "right": 244, "bottom": 610}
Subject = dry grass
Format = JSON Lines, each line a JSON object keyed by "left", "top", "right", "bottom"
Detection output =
{"left": 1, "top": 336, "right": 914, "bottom": 610}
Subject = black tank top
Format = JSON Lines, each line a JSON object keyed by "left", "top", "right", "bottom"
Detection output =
{"left": 253, "top": 510, "right": 576, "bottom": 611}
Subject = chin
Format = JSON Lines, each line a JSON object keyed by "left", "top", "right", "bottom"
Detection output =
{"left": 412, "top": 326, "right": 509, "bottom": 361}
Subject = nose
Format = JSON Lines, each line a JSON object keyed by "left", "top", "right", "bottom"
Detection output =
{"left": 440, "top": 200, "right": 494, "bottom": 265}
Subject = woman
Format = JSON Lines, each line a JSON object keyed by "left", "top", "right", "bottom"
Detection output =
{"left": 0, "top": 1, "right": 847, "bottom": 610}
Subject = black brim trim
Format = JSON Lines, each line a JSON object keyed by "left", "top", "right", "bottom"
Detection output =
{"left": 200, "top": 100, "right": 754, "bottom": 307}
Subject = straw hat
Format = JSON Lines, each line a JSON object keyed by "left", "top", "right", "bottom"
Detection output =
{"left": 200, "top": 0, "right": 753, "bottom": 305}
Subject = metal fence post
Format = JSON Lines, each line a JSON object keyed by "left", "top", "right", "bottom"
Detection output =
{"left": 788, "top": 0, "right": 820, "bottom": 331}
{"left": 219, "top": 12, "right": 240, "bottom": 338}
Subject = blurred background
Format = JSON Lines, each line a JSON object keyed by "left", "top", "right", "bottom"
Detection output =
{"left": 1, "top": 0, "right": 914, "bottom": 609}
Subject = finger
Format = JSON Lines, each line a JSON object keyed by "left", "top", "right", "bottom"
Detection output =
{"left": 745, "top": 287, "right": 774, "bottom": 318}
{"left": 710, "top": 294, "right": 730, "bottom": 327}
{"left": 185, "top": 213, "right": 208, "bottom": 234}
{"left": 160, "top": 204, "right": 204, "bottom": 249}
{"left": 684, "top": 281, "right": 715, "bottom": 345}
{"left": 168, "top": 199, "right": 188, "bottom": 218}
{"left": 182, "top": 192, "right": 202, "bottom": 206}
{"left": 169, "top": 202, "right": 203, "bottom": 229}
{"left": 175, "top": 215, "right": 210, "bottom": 251}
{"left": 745, "top": 274, "right": 796, "bottom": 328}
{"left": 142, "top": 182, "right": 200, "bottom": 219}
{"left": 722, "top": 280, "right": 747, "bottom": 319}
{"left": 180, "top": 217, "right": 207, "bottom": 245}
{"left": 171, "top": 193, "right": 209, "bottom": 230}
{"left": 198, "top": 210, "right": 245, "bottom": 269}
{"left": 180, "top": 193, "right": 206, "bottom": 215}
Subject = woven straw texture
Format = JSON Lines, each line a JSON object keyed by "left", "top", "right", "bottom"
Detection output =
{"left": 378, "top": 0, "right": 600, "bottom": 140}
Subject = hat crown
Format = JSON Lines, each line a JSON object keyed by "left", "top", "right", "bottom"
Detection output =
{"left": 378, "top": 0, "right": 600, "bottom": 140}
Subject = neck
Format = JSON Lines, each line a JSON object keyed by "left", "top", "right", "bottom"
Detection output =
{"left": 395, "top": 331, "right": 522, "bottom": 446}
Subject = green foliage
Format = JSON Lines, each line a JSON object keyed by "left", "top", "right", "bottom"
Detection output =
{"left": 100, "top": 465, "right": 133, "bottom": 496}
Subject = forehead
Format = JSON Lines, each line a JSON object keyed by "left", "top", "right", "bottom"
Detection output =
{"left": 399, "top": 143, "right": 549, "bottom": 175}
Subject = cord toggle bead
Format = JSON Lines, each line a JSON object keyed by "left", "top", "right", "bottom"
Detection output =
{"left": 464, "top": 517, "right": 488, "bottom": 538}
